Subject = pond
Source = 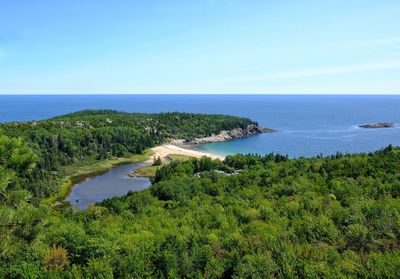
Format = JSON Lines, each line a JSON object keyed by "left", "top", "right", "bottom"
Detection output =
{"left": 65, "top": 162, "right": 152, "bottom": 209}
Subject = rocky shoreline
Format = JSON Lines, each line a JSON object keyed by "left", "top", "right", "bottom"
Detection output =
{"left": 359, "top": 123, "right": 394, "bottom": 129}
{"left": 170, "top": 124, "right": 277, "bottom": 145}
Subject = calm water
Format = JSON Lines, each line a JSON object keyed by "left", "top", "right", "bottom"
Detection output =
{"left": 1, "top": 94, "right": 399, "bottom": 157}
{"left": 65, "top": 162, "right": 151, "bottom": 209}
{"left": 2, "top": 94, "right": 399, "bottom": 208}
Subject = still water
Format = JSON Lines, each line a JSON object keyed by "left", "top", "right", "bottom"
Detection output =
{"left": 65, "top": 162, "right": 151, "bottom": 209}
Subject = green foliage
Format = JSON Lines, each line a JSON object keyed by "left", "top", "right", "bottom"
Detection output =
{"left": 1, "top": 110, "right": 253, "bottom": 197}
{"left": 153, "top": 156, "right": 162, "bottom": 166}
{"left": 84, "top": 258, "right": 113, "bottom": 279}
{"left": 0, "top": 134, "right": 48, "bottom": 278}
{"left": 38, "top": 146, "right": 397, "bottom": 278}
{"left": 1, "top": 112, "right": 400, "bottom": 277}
{"left": 43, "top": 245, "right": 69, "bottom": 270}
{"left": 346, "top": 224, "right": 370, "bottom": 251}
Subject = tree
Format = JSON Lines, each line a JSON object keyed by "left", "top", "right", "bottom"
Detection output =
{"left": 84, "top": 258, "right": 113, "bottom": 279}
{"left": 153, "top": 156, "right": 162, "bottom": 166}
{"left": 346, "top": 224, "right": 370, "bottom": 251}
{"left": 43, "top": 245, "right": 69, "bottom": 270}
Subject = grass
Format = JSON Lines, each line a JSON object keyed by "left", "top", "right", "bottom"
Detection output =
{"left": 133, "top": 153, "right": 194, "bottom": 178}
{"left": 131, "top": 149, "right": 154, "bottom": 163}
{"left": 167, "top": 154, "right": 193, "bottom": 161}
{"left": 45, "top": 149, "right": 154, "bottom": 205}
{"left": 47, "top": 149, "right": 194, "bottom": 205}
{"left": 132, "top": 165, "right": 160, "bottom": 177}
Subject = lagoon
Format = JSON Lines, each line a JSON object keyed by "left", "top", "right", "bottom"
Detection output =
{"left": 65, "top": 162, "right": 151, "bottom": 209}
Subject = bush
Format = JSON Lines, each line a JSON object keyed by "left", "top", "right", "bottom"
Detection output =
{"left": 43, "top": 245, "right": 69, "bottom": 270}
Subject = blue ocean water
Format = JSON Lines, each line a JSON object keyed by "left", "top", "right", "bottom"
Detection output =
{"left": 1, "top": 94, "right": 399, "bottom": 157}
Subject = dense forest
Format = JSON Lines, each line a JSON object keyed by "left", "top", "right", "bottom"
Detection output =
{"left": 0, "top": 110, "right": 255, "bottom": 198}
{"left": 1, "top": 122, "right": 400, "bottom": 277}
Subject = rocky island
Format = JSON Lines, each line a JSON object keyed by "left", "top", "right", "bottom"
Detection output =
{"left": 170, "top": 124, "right": 277, "bottom": 145}
{"left": 359, "top": 122, "right": 394, "bottom": 129}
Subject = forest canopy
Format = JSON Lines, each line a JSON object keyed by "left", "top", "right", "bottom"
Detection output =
{"left": 0, "top": 111, "right": 399, "bottom": 278}
{"left": 0, "top": 110, "right": 255, "bottom": 197}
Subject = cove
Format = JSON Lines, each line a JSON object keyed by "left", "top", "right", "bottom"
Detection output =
{"left": 65, "top": 162, "right": 152, "bottom": 209}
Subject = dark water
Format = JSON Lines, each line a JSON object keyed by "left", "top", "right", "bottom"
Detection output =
{"left": 1, "top": 94, "right": 399, "bottom": 157}
{"left": 65, "top": 162, "right": 151, "bottom": 209}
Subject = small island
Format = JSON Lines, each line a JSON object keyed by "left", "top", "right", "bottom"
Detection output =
{"left": 2, "top": 109, "right": 400, "bottom": 278}
{"left": 359, "top": 122, "right": 394, "bottom": 129}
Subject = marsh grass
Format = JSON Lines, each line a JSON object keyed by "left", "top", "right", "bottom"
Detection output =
{"left": 45, "top": 149, "right": 153, "bottom": 205}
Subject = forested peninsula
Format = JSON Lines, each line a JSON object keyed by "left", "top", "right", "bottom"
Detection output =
{"left": 0, "top": 110, "right": 260, "bottom": 199}
{"left": 1, "top": 110, "right": 400, "bottom": 278}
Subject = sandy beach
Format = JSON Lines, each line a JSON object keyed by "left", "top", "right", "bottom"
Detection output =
{"left": 147, "top": 144, "right": 225, "bottom": 163}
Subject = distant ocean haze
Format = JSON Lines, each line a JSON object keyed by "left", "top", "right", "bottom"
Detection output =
{"left": 1, "top": 94, "right": 399, "bottom": 157}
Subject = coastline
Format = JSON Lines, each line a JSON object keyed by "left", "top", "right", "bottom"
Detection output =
{"left": 52, "top": 125, "right": 270, "bottom": 204}
{"left": 49, "top": 142, "right": 227, "bottom": 206}
{"left": 144, "top": 124, "right": 276, "bottom": 164}
{"left": 130, "top": 144, "right": 225, "bottom": 177}
{"left": 169, "top": 124, "right": 276, "bottom": 145}
{"left": 148, "top": 144, "right": 225, "bottom": 163}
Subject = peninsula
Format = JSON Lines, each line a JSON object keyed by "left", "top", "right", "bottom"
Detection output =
{"left": 2, "top": 109, "right": 400, "bottom": 278}
{"left": 0, "top": 109, "right": 274, "bottom": 200}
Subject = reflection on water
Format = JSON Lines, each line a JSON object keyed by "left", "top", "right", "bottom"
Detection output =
{"left": 65, "top": 162, "right": 151, "bottom": 209}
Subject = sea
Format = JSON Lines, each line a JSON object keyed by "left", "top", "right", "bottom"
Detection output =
{"left": 1, "top": 94, "right": 399, "bottom": 158}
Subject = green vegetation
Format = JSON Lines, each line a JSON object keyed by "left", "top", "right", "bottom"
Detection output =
{"left": 45, "top": 150, "right": 153, "bottom": 204}
{"left": 133, "top": 154, "right": 194, "bottom": 178}
{"left": 132, "top": 165, "right": 160, "bottom": 177}
{"left": 1, "top": 111, "right": 400, "bottom": 277}
{"left": 0, "top": 110, "right": 254, "bottom": 199}
{"left": 131, "top": 149, "right": 155, "bottom": 163}
{"left": 167, "top": 154, "right": 193, "bottom": 161}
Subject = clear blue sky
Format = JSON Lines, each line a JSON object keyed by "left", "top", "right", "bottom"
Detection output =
{"left": 1, "top": 0, "right": 399, "bottom": 94}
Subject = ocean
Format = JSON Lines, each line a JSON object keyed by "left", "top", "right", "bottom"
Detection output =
{"left": 1, "top": 94, "right": 399, "bottom": 157}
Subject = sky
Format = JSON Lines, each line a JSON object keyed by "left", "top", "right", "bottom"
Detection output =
{"left": 0, "top": 0, "right": 399, "bottom": 94}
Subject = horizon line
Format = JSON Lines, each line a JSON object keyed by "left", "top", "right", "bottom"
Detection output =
{"left": 0, "top": 92, "right": 400, "bottom": 96}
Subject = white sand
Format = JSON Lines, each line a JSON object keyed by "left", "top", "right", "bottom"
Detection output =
{"left": 147, "top": 144, "right": 225, "bottom": 163}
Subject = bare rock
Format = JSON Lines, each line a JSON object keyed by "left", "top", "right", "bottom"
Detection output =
{"left": 359, "top": 123, "right": 394, "bottom": 129}
{"left": 171, "top": 124, "right": 277, "bottom": 145}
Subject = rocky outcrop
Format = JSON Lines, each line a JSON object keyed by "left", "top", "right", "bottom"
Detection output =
{"left": 359, "top": 123, "right": 394, "bottom": 129}
{"left": 170, "top": 124, "right": 277, "bottom": 145}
